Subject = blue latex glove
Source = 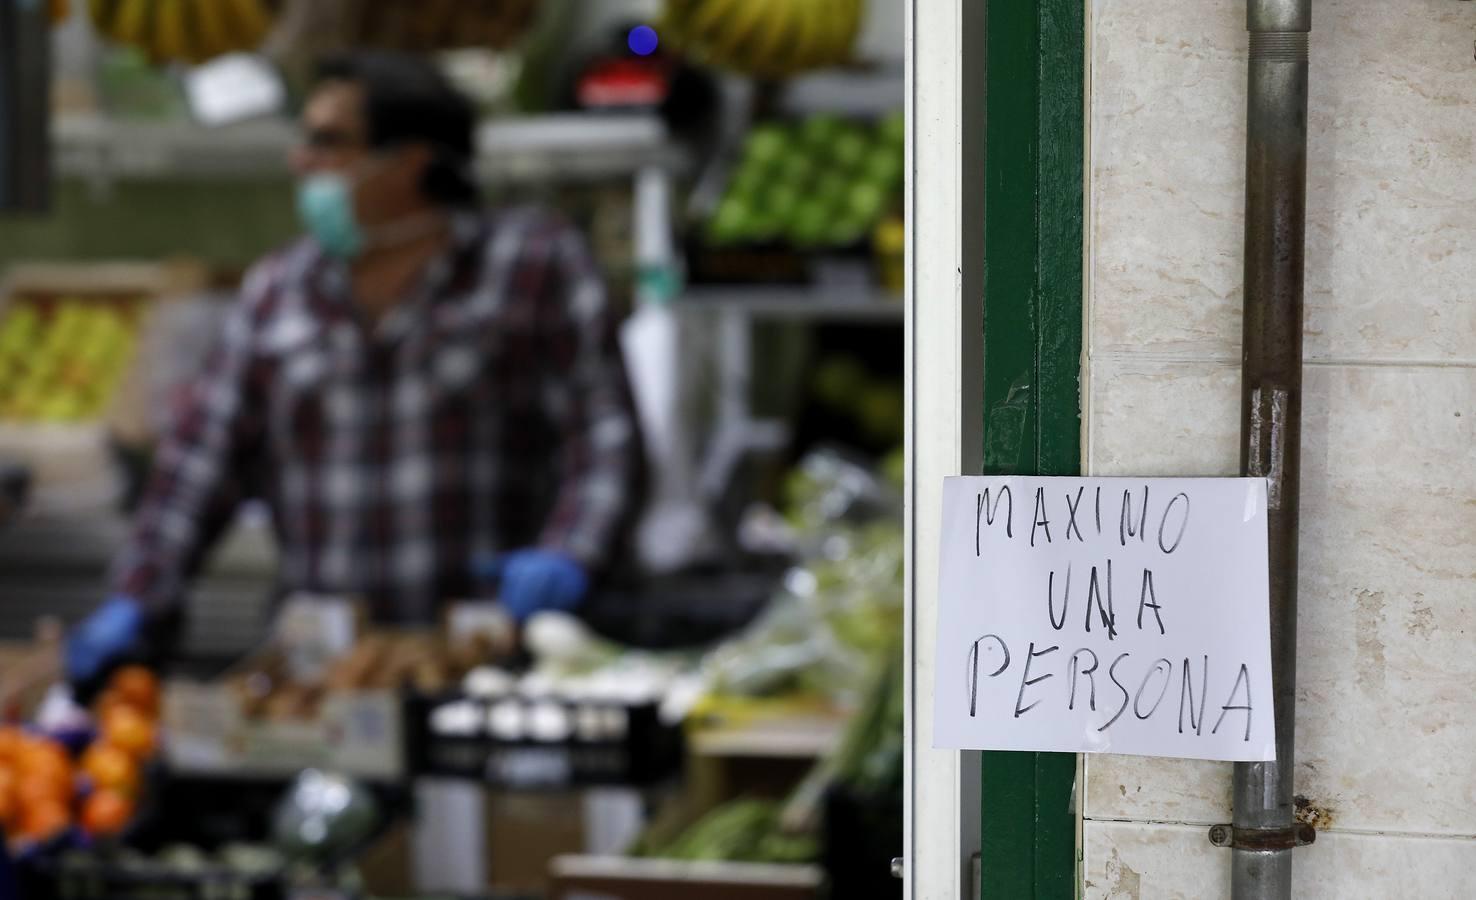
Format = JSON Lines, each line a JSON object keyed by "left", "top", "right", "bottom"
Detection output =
{"left": 473, "top": 549, "right": 590, "bottom": 623}
{"left": 65, "top": 596, "right": 144, "bottom": 684}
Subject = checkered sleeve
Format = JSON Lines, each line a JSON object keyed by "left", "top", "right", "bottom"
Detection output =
{"left": 536, "top": 220, "right": 644, "bottom": 570}
{"left": 108, "top": 262, "right": 272, "bottom": 616}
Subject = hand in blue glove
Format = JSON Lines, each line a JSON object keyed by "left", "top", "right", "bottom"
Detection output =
{"left": 472, "top": 549, "right": 590, "bottom": 623}
{"left": 65, "top": 595, "right": 144, "bottom": 684}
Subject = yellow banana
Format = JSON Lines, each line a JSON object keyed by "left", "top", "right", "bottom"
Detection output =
{"left": 151, "top": 0, "right": 190, "bottom": 63}
{"left": 831, "top": 0, "right": 863, "bottom": 66}
{"left": 189, "top": 0, "right": 232, "bottom": 60}
{"left": 658, "top": 0, "right": 704, "bottom": 42}
{"left": 107, "top": 0, "right": 154, "bottom": 48}
{"left": 86, "top": 0, "right": 119, "bottom": 35}
{"left": 737, "top": 0, "right": 796, "bottom": 76}
{"left": 779, "top": 0, "right": 826, "bottom": 75}
{"left": 705, "top": 0, "right": 780, "bottom": 70}
{"left": 811, "top": 0, "right": 846, "bottom": 66}
{"left": 216, "top": 0, "right": 271, "bottom": 49}
{"left": 682, "top": 0, "right": 745, "bottom": 56}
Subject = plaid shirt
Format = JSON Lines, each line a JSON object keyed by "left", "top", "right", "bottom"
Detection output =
{"left": 111, "top": 208, "right": 643, "bottom": 623}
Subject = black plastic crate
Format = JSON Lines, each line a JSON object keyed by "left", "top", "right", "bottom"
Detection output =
{"left": 19, "top": 853, "right": 290, "bottom": 900}
{"left": 822, "top": 785, "right": 902, "bottom": 900}
{"left": 406, "top": 694, "right": 683, "bottom": 789}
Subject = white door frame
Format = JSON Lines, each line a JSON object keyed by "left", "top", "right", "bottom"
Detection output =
{"left": 903, "top": 0, "right": 984, "bottom": 896}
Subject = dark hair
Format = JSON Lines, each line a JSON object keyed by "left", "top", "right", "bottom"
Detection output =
{"left": 312, "top": 51, "right": 479, "bottom": 207}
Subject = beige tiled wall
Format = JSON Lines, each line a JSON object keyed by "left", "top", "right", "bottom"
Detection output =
{"left": 1084, "top": 0, "right": 1476, "bottom": 895}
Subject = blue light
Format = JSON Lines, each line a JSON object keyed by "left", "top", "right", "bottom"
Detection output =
{"left": 628, "top": 25, "right": 659, "bottom": 56}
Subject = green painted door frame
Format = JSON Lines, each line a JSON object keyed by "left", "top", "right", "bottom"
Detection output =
{"left": 977, "top": 0, "right": 1084, "bottom": 896}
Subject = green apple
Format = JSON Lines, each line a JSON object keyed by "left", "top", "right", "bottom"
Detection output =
{"left": 830, "top": 126, "right": 870, "bottom": 170}
{"left": 743, "top": 124, "right": 790, "bottom": 168}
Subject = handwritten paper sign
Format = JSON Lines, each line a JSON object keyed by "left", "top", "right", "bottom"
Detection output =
{"left": 932, "top": 477, "right": 1275, "bottom": 761}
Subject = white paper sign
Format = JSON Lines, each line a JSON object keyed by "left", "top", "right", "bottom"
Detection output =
{"left": 933, "top": 476, "right": 1275, "bottom": 762}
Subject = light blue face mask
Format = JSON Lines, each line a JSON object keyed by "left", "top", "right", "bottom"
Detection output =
{"left": 296, "top": 172, "right": 365, "bottom": 259}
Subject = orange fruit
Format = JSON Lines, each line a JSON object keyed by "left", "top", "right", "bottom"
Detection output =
{"left": 102, "top": 707, "right": 156, "bottom": 761}
{"left": 16, "top": 743, "right": 73, "bottom": 800}
{"left": 93, "top": 689, "right": 138, "bottom": 722}
{"left": 109, "top": 666, "right": 160, "bottom": 717}
{"left": 18, "top": 796, "right": 70, "bottom": 842}
{"left": 80, "top": 743, "right": 139, "bottom": 795}
{"left": 18, "top": 737, "right": 68, "bottom": 770}
{"left": 15, "top": 770, "right": 69, "bottom": 810}
{"left": 0, "top": 728, "right": 25, "bottom": 764}
{"left": 0, "top": 767, "right": 15, "bottom": 828}
{"left": 80, "top": 789, "right": 132, "bottom": 838}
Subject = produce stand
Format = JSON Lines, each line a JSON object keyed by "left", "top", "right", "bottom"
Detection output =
{"left": 6, "top": 5, "right": 908, "bottom": 894}
{"left": 0, "top": 262, "right": 206, "bottom": 511}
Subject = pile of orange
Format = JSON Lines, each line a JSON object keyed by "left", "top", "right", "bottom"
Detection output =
{"left": 0, "top": 665, "right": 161, "bottom": 848}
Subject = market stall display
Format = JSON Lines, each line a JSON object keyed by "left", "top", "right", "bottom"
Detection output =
{"left": 689, "top": 111, "right": 905, "bottom": 285}
{"left": 0, "top": 665, "right": 160, "bottom": 853}
{"left": 86, "top": 0, "right": 278, "bottom": 65}
{"left": 162, "top": 624, "right": 478, "bottom": 781}
{"left": 0, "top": 299, "right": 138, "bottom": 424}
{"left": 0, "top": 264, "right": 203, "bottom": 509}
{"left": 18, "top": 769, "right": 386, "bottom": 900}
{"left": 706, "top": 113, "right": 903, "bottom": 250}
{"left": 5, "top": 1, "right": 909, "bottom": 890}
{"left": 660, "top": 0, "right": 863, "bottom": 79}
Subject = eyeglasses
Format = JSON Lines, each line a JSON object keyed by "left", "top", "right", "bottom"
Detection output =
{"left": 299, "top": 127, "right": 365, "bottom": 152}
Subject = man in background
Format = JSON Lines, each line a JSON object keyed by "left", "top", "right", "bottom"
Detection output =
{"left": 67, "top": 51, "right": 643, "bottom": 681}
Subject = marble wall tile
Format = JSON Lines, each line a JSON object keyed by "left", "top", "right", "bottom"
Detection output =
{"left": 1090, "top": 0, "right": 1476, "bottom": 362}
{"left": 1087, "top": 360, "right": 1241, "bottom": 478}
{"left": 1292, "top": 365, "right": 1476, "bottom": 834}
{"left": 1090, "top": 0, "right": 1245, "bottom": 359}
{"left": 1085, "top": 362, "right": 1476, "bottom": 834}
{"left": 1084, "top": 820, "right": 1476, "bottom": 900}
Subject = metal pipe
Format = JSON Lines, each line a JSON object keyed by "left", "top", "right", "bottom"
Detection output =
{"left": 1234, "top": 1, "right": 1310, "bottom": 898}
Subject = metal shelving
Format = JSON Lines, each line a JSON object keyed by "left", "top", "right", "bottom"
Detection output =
{"left": 680, "top": 286, "right": 904, "bottom": 323}
{"left": 53, "top": 112, "right": 686, "bottom": 182}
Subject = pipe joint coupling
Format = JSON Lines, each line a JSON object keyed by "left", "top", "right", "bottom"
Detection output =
{"left": 1249, "top": 32, "right": 1309, "bottom": 63}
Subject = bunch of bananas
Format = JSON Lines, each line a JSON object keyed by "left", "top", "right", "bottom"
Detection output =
{"left": 660, "top": 0, "right": 864, "bottom": 79}
{"left": 88, "top": 0, "right": 276, "bottom": 65}
{"left": 354, "top": 0, "right": 539, "bottom": 53}
{"left": 0, "top": 300, "right": 139, "bottom": 423}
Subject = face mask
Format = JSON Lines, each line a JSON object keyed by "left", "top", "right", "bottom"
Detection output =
{"left": 296, "top": 172, "right": 365, "bottom": 260}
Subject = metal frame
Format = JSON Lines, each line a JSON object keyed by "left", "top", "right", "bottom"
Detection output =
{"left": 904, "top": 0, "right": 1085, "bottom": 895}
{"left": 903, "top": 0, "right": 983, "bottom": 895}
{"left": 976, "top": 0, "right": 1085, "bottom": 895}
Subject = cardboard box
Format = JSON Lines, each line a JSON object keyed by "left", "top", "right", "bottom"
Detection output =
{"left": 162, "top": 598, "right": 403, "bottom": 780}
{"left": 163, "top": 678, "right": 403, "bottom": 780}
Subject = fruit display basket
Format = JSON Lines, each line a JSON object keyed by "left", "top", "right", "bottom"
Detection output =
{"left": 687, "top": 112, "right": 905, "bottom": 286}
{"left": 0, "top": 263, "right": 205, "bottom": 509}
{"left": 406, "top": 692, "right": 684, "bottom": 790}
{"left": 0, "top": 666, "right": 169, "bottom": 895}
